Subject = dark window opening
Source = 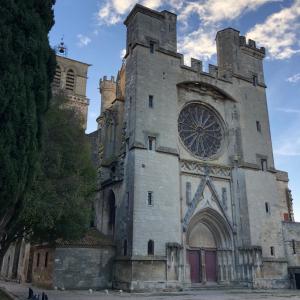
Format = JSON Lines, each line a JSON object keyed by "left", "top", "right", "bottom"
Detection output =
{"left": 150, "top": 42, "right": 154, "bottom": 53}
{"left": 123, "top": 240, "right": 128, "bottom": 256}
{"left": 270, "top": 246, "right": 274, "bottom": 256}
{"left": 148, "top": 137, "right": 156, "bottom": 151}
{"left": 265, "top": 202, "right": 270, "bottom": 214}
{"left": 37, "top": 253, "right": 40, "bottom": 267}
{"left": 108, "top": 191, "right": 116, "bottom": 232}
{"left": 149, "top": 95, "right": 153, "bottom": 108}
{"left": 292, "top": 239, "right": 296, "bottom": 254}
{"left": 261, "top": 159, "right": 267, "bottom": 171}
{"left": 45, "top": 252, "right": 48, "bottom": 268}
{"left": 253, "top": 75, "right": 258, "bottom": 86}
{"left": 148, "top": 192, "right": 153, "bottom": 206}
{"left": 148, "top": 240, "right": 154, "bottom": 255}
{"left": 256, "top": 121, "right": 261, "bottom": 132}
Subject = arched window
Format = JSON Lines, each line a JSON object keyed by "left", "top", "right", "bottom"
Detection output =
{"left": 66, "top": 69, "right": 75, "bottom": 92}
{"left": 53, "top": 65, "right": 61, "bottom": 88}
{"left": 148, "top": 240, "right": 154, "bottom": 255}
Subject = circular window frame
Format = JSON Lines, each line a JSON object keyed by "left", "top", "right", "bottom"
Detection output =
{"left": 178, "top": 101, "right": 226, "bottom": 160}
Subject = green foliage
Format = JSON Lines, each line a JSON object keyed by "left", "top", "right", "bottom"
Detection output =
{"left": 0, "top": 0, "right": 56, "bottom": 236}
{"left": 22, "top": 93, "right": 96, "bottom": 243}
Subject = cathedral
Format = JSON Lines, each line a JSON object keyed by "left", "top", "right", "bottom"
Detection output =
{"left": 91, "top": 4, "right": 300, "bottom": 290}
{"left": 1, "top": 4, "right": 300, "bottom": 291}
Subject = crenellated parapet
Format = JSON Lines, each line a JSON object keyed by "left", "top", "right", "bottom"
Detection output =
{"left": 239, "top": 35, "right": 265, "bottom": 58}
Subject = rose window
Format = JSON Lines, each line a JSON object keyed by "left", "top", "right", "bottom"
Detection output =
{"left": 178, "top": 103, "right": 224, "bottom": 159}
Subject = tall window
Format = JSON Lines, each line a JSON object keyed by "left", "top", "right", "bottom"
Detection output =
{"left": 45, "top": 252, "right": 48, "bottom": 268}
{"left": 292, "top": 240, "right": 296, "bottom": 254}
{"left": 256, "top": 121, "right": 261, "bottom": 132}
{"left": 147, "top": 191, "right": 153, "bottom": 206}
{"left": 148, "top": 137, "right": 156, "bottom": 151}
{"left": 150, "top": 41, "right": 154, "bottom": 53}
{"left": 270, "top": 246, "right": 275, "bottom": 256}
{"left": 252, "top": 75, "right": 258, "bottom": 86}
{"left": 261, "top": 159, "right": 267, "bottom": 171}
{"left": 53, "top": 65, "right": 61, "bottom": 88}
{"left": 37, "top": 253, "right": 40, "bottom": 267}
{"left": 148, "top": 240, "right": 154, "bottom": 255}
{"left": 66, "top": 69, "right": 75, "bottom": 92}
{"left": 123, "top": 239, "right": 128, "bottom": 256}
{"left": 149, "top": 95, "right": 153, "bottom": 108}
{"left": 265, "top": 202, "right": 270, "bottom": 214}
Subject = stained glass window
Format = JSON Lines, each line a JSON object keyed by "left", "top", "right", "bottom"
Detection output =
{"left": 178, "top": 103, "right": 224, "bottom": 159}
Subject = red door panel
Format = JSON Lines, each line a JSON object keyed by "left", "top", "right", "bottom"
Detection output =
{"left": 187, "top": 250, "right": 200, "bottom": 283}
{"left": 205, "top": 250, "right": 217, "bottom": 282}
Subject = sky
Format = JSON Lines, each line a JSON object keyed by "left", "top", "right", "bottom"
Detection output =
{"left": 49, "top": 0, "right": 300, "bottom": 221}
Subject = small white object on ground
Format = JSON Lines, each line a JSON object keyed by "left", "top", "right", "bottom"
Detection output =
{"left": 89, "top": 289, "right": 93, "bottom": 294}
{"left": 104, "top": 289, "right": 109, "bottom": 295}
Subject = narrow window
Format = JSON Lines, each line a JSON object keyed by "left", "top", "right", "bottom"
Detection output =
{"left": 147, "top": 191, "right": 153, "bottom": 206}
{"left": 123, "top": 239, "right": 128, "bottom": 256}
{"left": 270, "top": 246, "right": 274, "bottom": 256}
{"left": 37, "top": 253, "right": 40, "bottom": 267}
{"left": 53, "top": 65, "right": 61, "bottom": 88}
{"left": 261, "top": 159, "right": 267, "bottom": 171}
{"left": 186, "top": 182, "right": 191, "bottom": 205}
{"left": 256, "top": 121, "right": 261, "bottom": 132}
{"left": 265, "top": 202, "right": 270, "bottom": 214}
{"left": 292, "top": 240, "right": 296, "bottom": 254}
{"left": 252, "top": 75, "right": 258, "bottom": 86}
{"left": 148, "top": 137, "right": 156, "bottom": 151}
{"left": 45, "top": 252, "right": 48, "bottom": 268}
{"left": 149, "top": 95, "right": 153, "bottom": 108}
{"left": 66, "top": 69, "right": 75, "bottom": 92}
{"left": 150, "top": 42, "right": 154, "bottom": 53}
{"left": 126, "top": 192, "right": 129, "bottom": 209}
{"left": 148, "top": 240, "right": 154, "bottom": 255}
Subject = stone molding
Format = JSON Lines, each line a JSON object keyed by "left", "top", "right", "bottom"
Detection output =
{"left": 180, "top": 159, "right": 231, "bottom": 178}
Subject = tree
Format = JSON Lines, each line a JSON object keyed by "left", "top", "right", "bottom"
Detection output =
{"left": 21, "top": 93, "right": 96, "bottom": 243}
{"left": 0, "top": 0, "right": 56, "bottom": 255}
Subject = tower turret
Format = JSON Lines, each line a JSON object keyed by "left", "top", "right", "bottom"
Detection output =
{"left": 100, "top": 76, "right": 116, "bottom": 114}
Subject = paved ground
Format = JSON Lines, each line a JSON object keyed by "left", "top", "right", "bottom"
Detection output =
{"left": 1, "top": 281, "right": 300, "bottom": 300}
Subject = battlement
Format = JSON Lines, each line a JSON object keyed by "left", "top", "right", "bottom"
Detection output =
{"left": 100, "top": 76, "right": 115, "bottom": 84}
{"left": 181, "top": 57, "right": 220, "bottom": 80}
{"left": 239, "top": 36, "right": 265, "bottom": 56}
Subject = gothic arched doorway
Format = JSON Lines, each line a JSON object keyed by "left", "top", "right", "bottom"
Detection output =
{"left": 186, "top": 208, "right": 233, "bottom": 284}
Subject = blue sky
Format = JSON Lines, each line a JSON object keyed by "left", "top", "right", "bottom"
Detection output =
{"left": 49, "top": 0, "right": 300, "bottom": 220}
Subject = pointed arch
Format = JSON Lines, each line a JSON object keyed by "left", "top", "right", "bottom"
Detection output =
{"left": 186, "top": 208, "right": 232, "bottom": 250}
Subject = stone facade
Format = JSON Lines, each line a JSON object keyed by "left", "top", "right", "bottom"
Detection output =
{"left": 91, "top": 4, "right": 300, "bottom": 291}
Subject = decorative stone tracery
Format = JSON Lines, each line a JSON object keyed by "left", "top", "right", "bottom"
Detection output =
{"left": 178, "top": 103, "right": 224, "bottom": 159}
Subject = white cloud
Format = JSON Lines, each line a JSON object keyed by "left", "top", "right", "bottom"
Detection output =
{"left": 274, "top": 136, "right": 300, "bottom": 156}
{"left": 276, "top": 107, "right": 300, "bottom": 113}
{"left": 77, "top": 34, "right": 91, "bottom": 47}
{"left": 178, "top": 0, "right": 273, "bottom": 25}
{"left": 120, "top": 48, "right": 126, "bottom": 59}
{"left": 287, "top": 73, "right": 300, "bottom": 83}
{"left": 178, "top": 27, "right": 217, "bottom": 62}
{"left": 96, "top": 0, "right": 300, "bottom": 62}
{"left": 247, "top": 1, "right": 300, "bottom": 59}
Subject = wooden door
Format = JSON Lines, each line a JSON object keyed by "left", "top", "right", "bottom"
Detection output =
{"left": 187, "top": 250, "right": 200, "bottom": 283}
{"left": 205, "top": 250, "right": 217, "bottom": 282}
